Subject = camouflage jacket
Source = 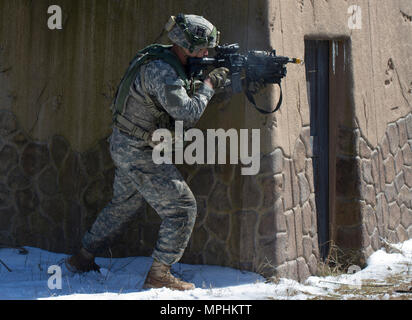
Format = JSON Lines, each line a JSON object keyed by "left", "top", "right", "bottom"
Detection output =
{"left": 115, "top": 57, "right": 215, "bottom": 147}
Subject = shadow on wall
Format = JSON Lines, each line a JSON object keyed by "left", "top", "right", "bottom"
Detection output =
{"left": 0, "top": 110, "right": 119, "bottom": 254}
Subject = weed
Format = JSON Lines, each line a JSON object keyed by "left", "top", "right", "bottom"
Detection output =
{"left": 317, "top": 241, "right": 364, "bottom": 277}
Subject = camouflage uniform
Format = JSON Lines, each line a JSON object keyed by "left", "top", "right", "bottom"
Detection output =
{"left": 82, "top": 59, "right": 215, "bottom": 266}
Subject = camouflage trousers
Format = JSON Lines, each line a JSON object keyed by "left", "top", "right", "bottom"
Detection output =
{"left": 82, "top": 128, "right": 197, "bottom": 266}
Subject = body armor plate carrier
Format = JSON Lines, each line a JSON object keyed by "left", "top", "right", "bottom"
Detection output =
{"left": 111, "top": 44, "right": 191, "bottom": 146}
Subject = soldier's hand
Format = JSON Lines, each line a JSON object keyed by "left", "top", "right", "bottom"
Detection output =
{"left": 206, "top": 67, "right": 230, "bottom": 89}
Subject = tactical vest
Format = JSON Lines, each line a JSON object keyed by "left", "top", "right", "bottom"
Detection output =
{"left": 111, "top": 44, "right": 191, "bottom": 145}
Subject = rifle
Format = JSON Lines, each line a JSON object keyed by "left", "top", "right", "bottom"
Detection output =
{"left": 187, "top": 43, "right": 303, "bottom": 114}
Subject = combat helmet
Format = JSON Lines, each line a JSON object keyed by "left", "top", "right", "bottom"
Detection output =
{"left": 165, "top": 13, "right": 220, "bottom": 53}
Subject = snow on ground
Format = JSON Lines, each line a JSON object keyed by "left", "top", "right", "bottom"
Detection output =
{"left": 0, "top": 239, "right": 412, "bottom": 300}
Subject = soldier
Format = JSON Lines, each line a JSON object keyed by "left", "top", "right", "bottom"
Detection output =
{"left": 65, "top": 14, "right": 229, "bottom": 291}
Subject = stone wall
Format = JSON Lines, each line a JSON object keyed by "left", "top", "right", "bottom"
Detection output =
{"left": 2, "top": 110, "right": 412, "bottom": 282}
{"left": 0, "top": 108, "right": 320, "bottom": 281}
{"left": 332, "top": 112, "right": 412, "bottom": 268}
{"left": 359, "top": 113, "right": 412, "bottom": 259}
{"left": 0, "top": 110, "right": 117, "bottom": 254}
{"left": 257, "top": 126, "right": 320, "bottom": 281}
{"left": 182, "top": 125, "right": 321, "bottom": 282}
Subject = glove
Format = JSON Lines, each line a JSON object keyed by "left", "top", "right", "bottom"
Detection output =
{"left": 207, "top": 67, "right": 230, "bottom": 89}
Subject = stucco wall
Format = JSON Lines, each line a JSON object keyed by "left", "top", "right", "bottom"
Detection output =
{"left": 0, "top": 0, "right": 258, "bottom": 151}
{"left": 255, "top": 0, "right": 412, "bottom": 156}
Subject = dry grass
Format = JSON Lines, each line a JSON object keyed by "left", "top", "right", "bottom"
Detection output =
{"left": 316, "top": 242, "right": 364, "bottom": 277}
{"left": 255, "top": 257, "right": 278, "bottom": 280}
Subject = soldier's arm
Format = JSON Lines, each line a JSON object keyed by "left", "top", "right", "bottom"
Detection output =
{"left": 144, "top": 60, "right": 215, "bottom": 128}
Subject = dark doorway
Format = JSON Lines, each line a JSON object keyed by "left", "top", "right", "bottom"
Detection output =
{"left": 304, "top": 40, "right": 330, "bottom": 260}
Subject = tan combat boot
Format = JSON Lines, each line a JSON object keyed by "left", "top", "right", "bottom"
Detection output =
{"left": 65, "top": 248, "right": 100, "bottom": 273}
{"left": 143, "top": 260, "right": 195, "bottom": 291}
